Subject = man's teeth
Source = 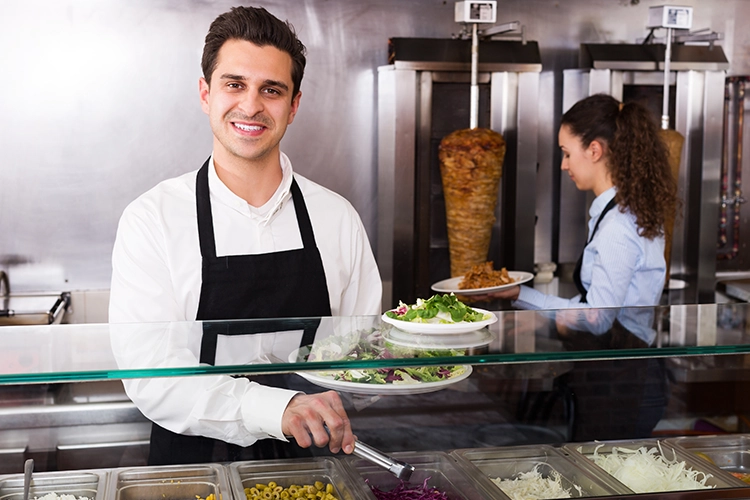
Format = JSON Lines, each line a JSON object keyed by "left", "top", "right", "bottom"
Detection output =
{"left": 234, "top": 123, "right": 263, "bottom": 131}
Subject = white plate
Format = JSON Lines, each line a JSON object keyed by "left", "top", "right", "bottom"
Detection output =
{"left": 384, "top": 328, "right": 494, "bottom": 350}
{"left": 431, "top": 271, "right": 535, "bottom": 296}
{"left": 381, "top": 307, "right": 497, "bottom": 334}
{"left": 289, "top": 348, "right": 472, "bottom": 395}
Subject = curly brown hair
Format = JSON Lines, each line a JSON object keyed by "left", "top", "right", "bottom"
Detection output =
{"left": 561, "top": 94, "right": 678, "bottom": 239}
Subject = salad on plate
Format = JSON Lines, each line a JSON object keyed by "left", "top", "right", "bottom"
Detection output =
{"left": 300, "top": 328, "right": 467, "bottom": 387}
{"left": 386, "top": 293, "right": 491, "bottom": 324}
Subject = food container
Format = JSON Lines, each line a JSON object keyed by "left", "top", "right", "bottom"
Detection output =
{"left": 561, "top": 439, "right": 747, "bottom": 494}
{"left": 0, "top": 470, "right": 107, "bottom": 500}
{"left": 342, "top": 450, "right": 493, "bottom": 500}
{"left": 228, "top": 457, "right": 368, "bottom": 500}
{"left": 107, "top": 464, "right": 229, "bottom": 500}
{"left": 665, "top": 434, "right": 750, "bottom": 484}
{"left": 451, "top": 444, "right": 629, "bottom": 498}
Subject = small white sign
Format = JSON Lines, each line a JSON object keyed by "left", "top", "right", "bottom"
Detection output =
{"left": 647, "top": 5, "right": 693, "bottom": 29}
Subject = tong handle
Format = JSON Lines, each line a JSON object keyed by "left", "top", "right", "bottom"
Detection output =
{"left": 23, "top": 459, "right": 33, "bottom": 500}
{"left": 352, "top": 440, "right": 396, "bottom": 469}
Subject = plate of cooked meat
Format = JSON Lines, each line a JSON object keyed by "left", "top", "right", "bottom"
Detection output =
{"left": 431, "top": 262, "right": 534, "bottom": 296}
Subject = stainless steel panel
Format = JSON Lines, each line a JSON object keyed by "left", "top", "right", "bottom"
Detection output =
{"left": 57, "top": 440, "right": 149, "bottom": 470}
{"left": 696, "top": 71, "right": 727, "bottom": 302}
{"left": 490, "top": 72, "right": 518, "bottom": 268}
{"left": 395, "top": 61, "right": 542, "bottom": 73}
{"left": 415, "top": 71, "right": 433, "bottom": 300}
{"left": 513, "top": 71, "right": 540, "bottom": 272}
{"left": 0, "top": 448, "right": 26, "bottom": 475}
{"left": 671, "top": 70, "right": 725, "bottom": 302}
{"left": 672, "top": 71, "right": 705, "bottom": 280}
{"left": 623, "top": 72, "right": 677, "bottom": 86}
{"left": 376, "top": 67, "right": 417, "bottom": 309}
{"left": 560, "top": 70, "right": 589, "bottom": 264}
{"left": 535, "top": 71, "right": 556, "bottom": 264}
{"left": 589, "top": 69, "right": 613, "bottom": 97}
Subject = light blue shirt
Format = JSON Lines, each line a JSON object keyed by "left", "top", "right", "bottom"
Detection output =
{"left": 513, "top": 187, "right": 665, "bottom": 338}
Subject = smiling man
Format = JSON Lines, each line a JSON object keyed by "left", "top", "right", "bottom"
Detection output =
{"left": 109, "top": 6, "right": 382, "bottom": 465}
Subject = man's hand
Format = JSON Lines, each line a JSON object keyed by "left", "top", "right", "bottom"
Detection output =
{"left": 281, "top": 391, "right": 355, "bottom": 454}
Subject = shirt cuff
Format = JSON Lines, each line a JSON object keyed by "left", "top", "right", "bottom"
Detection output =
{"left": 241, "top": 384, "right": 302, "bottom": 441}
{"left": 512, "top": 285, "right": 543, "bottom": 310}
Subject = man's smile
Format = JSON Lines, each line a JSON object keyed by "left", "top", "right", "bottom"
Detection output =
{"left": 232, "top": 122, "right": 265, "bottom": 133}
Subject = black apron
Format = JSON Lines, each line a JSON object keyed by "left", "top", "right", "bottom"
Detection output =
{"left": 148, "top": 158, "right": 332, "bottom": 465}
{"left": 565, "top": 196, "right": 668, "bottom": 441}
{"left": 573, "top": 197, "right": 618, "bottom": 304}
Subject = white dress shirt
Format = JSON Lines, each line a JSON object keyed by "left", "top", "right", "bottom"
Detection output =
{"left": 513, "top": 187, "right": 665, "bottom": 335}
{"left": 109, "top": 153, "right": 382, "bottom": 446}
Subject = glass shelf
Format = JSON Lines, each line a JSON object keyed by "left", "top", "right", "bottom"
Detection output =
{"left": 0, "top": 302, "right": 748, "bottom": 385}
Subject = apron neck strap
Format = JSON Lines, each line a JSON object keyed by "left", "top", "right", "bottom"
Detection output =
{"left": 196, "top": 160, "right": 317, "bottom": 259}
{"left": 196, "top": 158, "right": 216, "bottom": 259}
{"left": 573, "top": 196, "right": 618, "bottom": 302}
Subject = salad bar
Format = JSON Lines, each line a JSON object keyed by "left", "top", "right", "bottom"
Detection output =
{"left": 3, "top": 437, "right": 750, "bottom": 500}
{"left": 1, "top": 299, "right": 750, "bottom": 498}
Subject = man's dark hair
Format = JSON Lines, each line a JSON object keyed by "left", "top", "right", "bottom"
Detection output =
{"left": 201, "top": 6, "right": 307, "bottom": 98}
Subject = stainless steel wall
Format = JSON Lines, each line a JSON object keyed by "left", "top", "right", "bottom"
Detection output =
{"left": 1, "top": 0, "right": 749, "bottom": 292}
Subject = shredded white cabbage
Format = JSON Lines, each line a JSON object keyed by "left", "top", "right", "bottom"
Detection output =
{"left": 34, "top": 494, "right": 91, "bottom": 500}
{"left": 491, "top": 465, "right": 579, "bottom": 499}
{"left": 588, "top": 444, "right": 713, "bottom": 493}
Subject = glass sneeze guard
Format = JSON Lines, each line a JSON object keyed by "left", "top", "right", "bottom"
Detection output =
{"left": 0, "top": 302, "right": 748, "bottom": 384}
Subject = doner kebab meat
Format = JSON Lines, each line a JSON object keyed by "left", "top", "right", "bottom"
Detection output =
{"left": 439, "top": 128, "right": 506, "bottom": 277}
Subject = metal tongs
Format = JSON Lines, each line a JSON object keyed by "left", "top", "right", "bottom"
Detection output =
{"left": 287, "top": 430, "right": 414, "bottom": 481}
{"left": 22, "top": 459, "right": 34, "bottom": 500}
{"left": 352, "top": 439, "right": 415, "bottom": 481}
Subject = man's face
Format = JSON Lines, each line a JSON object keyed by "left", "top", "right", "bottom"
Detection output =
{"left": 199, "top": 39, "right": 300, "bottom": 166}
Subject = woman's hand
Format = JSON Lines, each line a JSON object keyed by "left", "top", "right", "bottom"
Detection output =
{"left": 281, "top": 391, "right": 355, "bottom": 454}
{"left": 471, "top": 285, "right": 521, "bottom": 302}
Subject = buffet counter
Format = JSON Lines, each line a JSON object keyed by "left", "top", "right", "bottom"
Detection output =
{"left": 1, "top": 302, "right": 750, "bottom": 499}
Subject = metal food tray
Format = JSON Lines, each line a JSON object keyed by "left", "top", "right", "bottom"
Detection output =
{"left": 342, "top": 450, "right": 493, "bottom": 500}
{"left": 561, "top": 439, "right": 747, "bottom": 494}
{"left": 665, "top": 434, "right": 750, "bottom": 484}
{"left": 228, "top": 457, "right": 368, "bottom": 500}
{"left": 106, "top": 464, "right": 230, "bottom": 500}
{"left": 0, "top": 469, "right": 107, "bottom": 500}
{"left": 451, "top": 444, "right": 630, "bottom": 498}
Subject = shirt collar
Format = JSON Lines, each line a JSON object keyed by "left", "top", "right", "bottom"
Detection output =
{"left": 207, "top": 153, "right": 294, "bottom": 225}
{"left": 589, "top": 186, "right": 617, "bottom": 219}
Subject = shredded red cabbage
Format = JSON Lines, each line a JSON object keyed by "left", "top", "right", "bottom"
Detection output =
{"left": 365, "top": 478, "right": 452, "bottom": 500}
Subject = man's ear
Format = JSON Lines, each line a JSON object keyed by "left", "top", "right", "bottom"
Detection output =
{"left": 287, "top": 91, "right": 302, "bottom": 125}
{"left": 588, "top": 139, "right": 605, "bottom": 163}
{"left": 199, "top": 77, "right": 210, "bottom": 115}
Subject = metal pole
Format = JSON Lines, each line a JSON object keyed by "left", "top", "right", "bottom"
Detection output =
{"left": 470, "top": 22, "right": 479, "bottom": 129}
{"left": 661, "top": 27, "right": 672, "bottom": 130}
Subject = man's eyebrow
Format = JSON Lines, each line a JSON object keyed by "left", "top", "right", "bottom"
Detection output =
{"left": 219, "top": 73, "right": 246, "bottom": 81}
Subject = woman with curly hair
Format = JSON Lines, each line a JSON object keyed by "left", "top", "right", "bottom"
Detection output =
{"left": 494, "top": 93, "right": 678, "bottom": 316}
